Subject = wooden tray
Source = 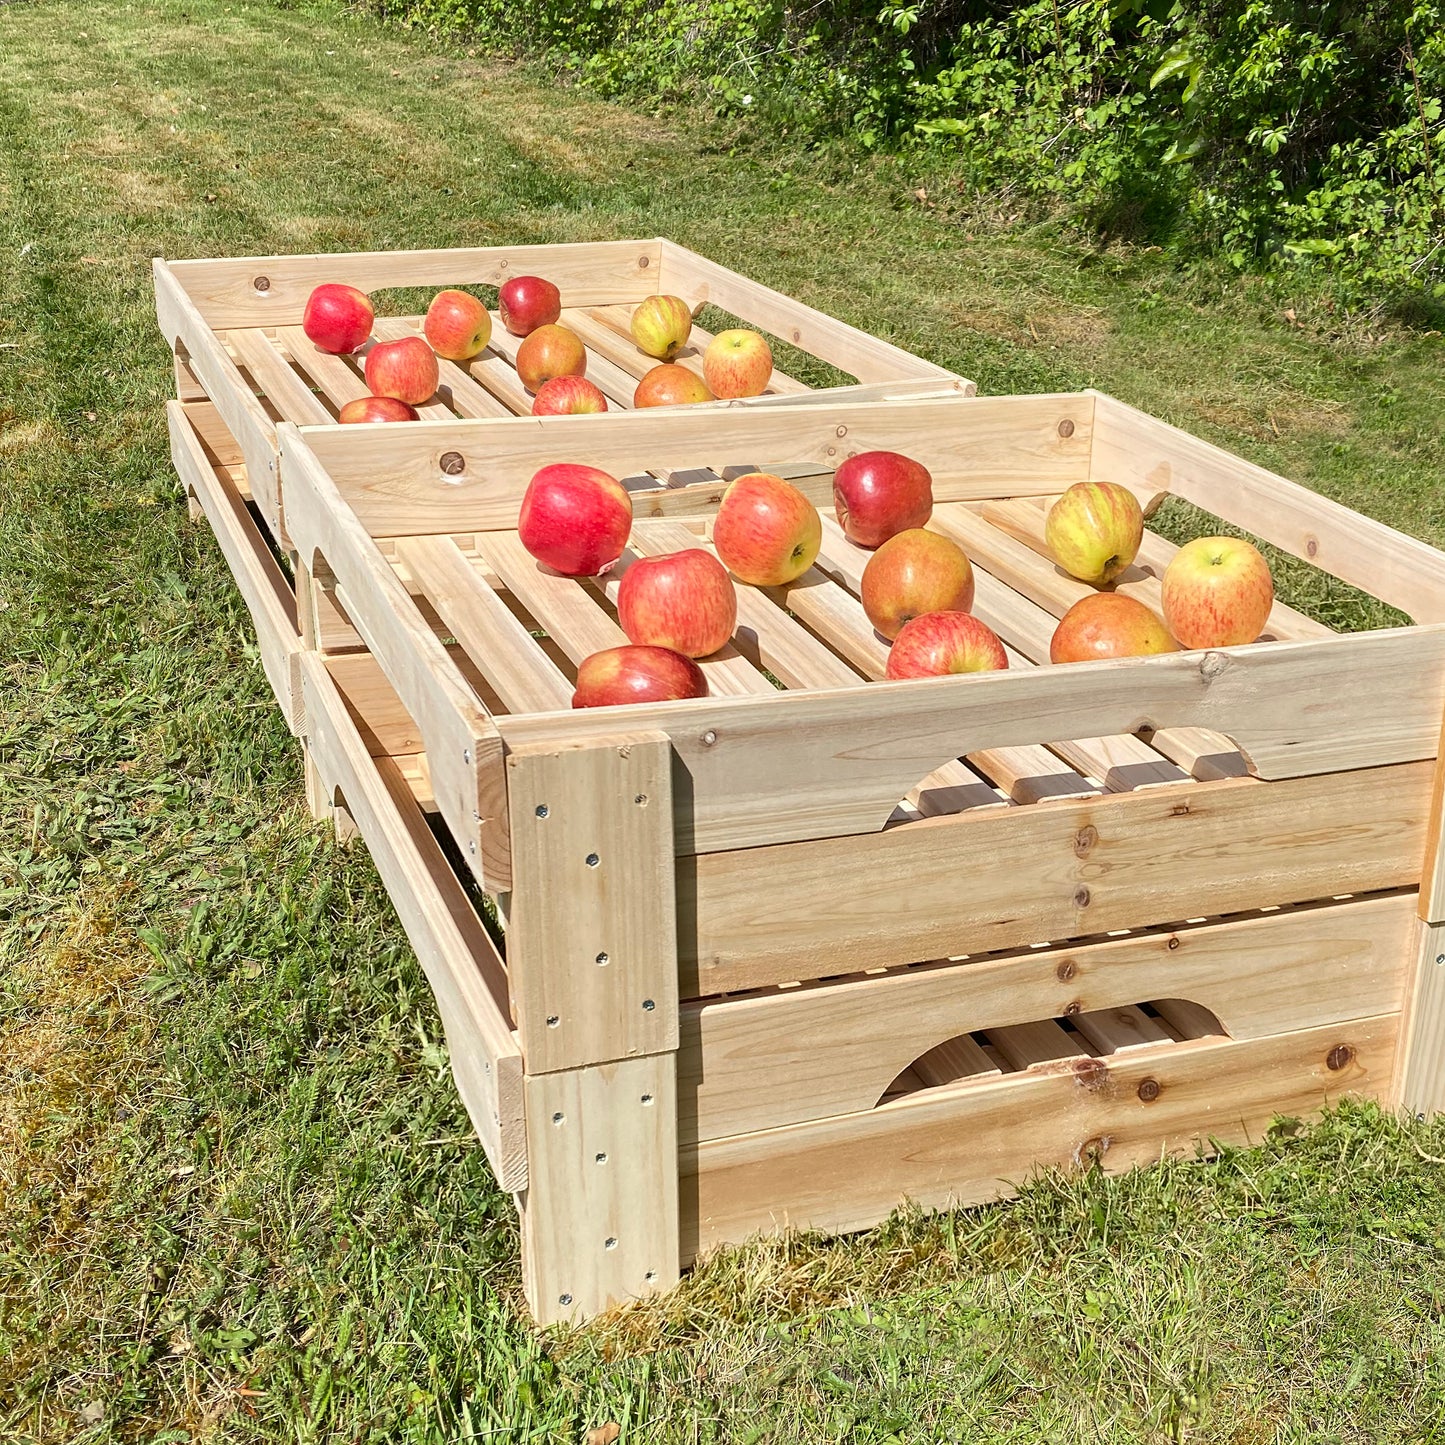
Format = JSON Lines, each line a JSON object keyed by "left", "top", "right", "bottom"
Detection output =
{"left": 268, "top": 391, "right": 1445, "bottom": 1323}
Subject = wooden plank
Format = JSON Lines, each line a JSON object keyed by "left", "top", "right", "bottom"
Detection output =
{"left": 658, "top": 238, "right": 964, "bottom": 385}
{"left": 1153, "top": 998, "right": 1227, "bottom": 1041}
{"left": 174, "top": 352, "right": 208, "bottom": 402}
{"left": 226, "top": 328, "right": 335, "bottom": 425}
{"left": 499, "top": 622, "right": 1445, "bottom": 854}
{"left": 1398, "top": 923, "right": 1445, "bottom": 1117}
{"left": 1089, "top": 391, "right": 1445, "bottom": 624}
{"left": 180, "top": 397, "right": 245, "bottom": 469}
{"left": 297, "top": 393, "right": 1095, "bottom": 536}
{"left": 679, "top": 762, "right": 1432, "bottom": 993}
{"left": 371, "top": 316, "right": 513, "bottom": 418}
{"left": 278, "top": 425, "right": 510, "bottom": 890}
{"left": 394, "top": 537, "right": 574, "bottom": 715}
{"left": 987, "top": 1020, "right": 1089, "bottom": 1069}
{"left": 520, "top": 1054, "right": 679, "bottom": 1324}
{"left": 489, "top": 314, "right": 639, "bottom": 410}
{"left": 1422, "top": 709, "right": 1445, "bottom": 925}
{"left": 1072, "top": 1005, "right": 1173, "bottom": 1054}
{"left": 506, "top": 732, "right": 678, "bottom": 1073}
{"left": 154, "top": 260, "right": 282, "bottom": 534}
{"left": 912, "top": 1034, "right": 1000, "bottom": 1087}
{"left": 301, "top": 653, "right": 525, "bottom": 1190}
{"left": 166, "top": 238, "right": 663, "bottom": 329}
{"left": 167, "top": 400, "right": 303, "bottom": 734}
{"left": 680, "top": 893, "right": 1411, "bottom": 1140}
{"left": 276, "top": 324, "right": 371, "bottom": 408}
{"left": 682, "top": 1016, "right": 1397, "bottom": 1257}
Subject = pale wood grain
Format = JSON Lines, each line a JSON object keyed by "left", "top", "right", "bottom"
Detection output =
{"left": 226, "top": 328, "right": 334, "bottom": 425}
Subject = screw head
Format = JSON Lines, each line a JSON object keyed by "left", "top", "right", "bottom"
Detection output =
{"left": 253, "top": 275, "right": 271, "bottom": 292}
{"left": 535, "top": 804, "right": 549, "bottom": 818}
{"left": 1327, "top": 1044, "right": 1354, "bottom": 1071}
{"left": 585, "top": 852, "right": 600, "bottom": 868}
{"left": 595, "top": 1152, "right": 608, "bottom": 1164}
{"left": 440, "top": 451, "right": 466, "bottom": 476}
{"left": 1057, "top": 418, "right": 1075, "bottom": 438}
{"left": 605, "top": 1236, "right": 618, "bottom": 1250}
{"left": 1137, "top": 1078, "right": 1161, "bottom": 1103}
{"left": 559, "top": 1293, "right": 572, "bottom": 1306}
{"left": 552, "top": 1111, "right": 564, "bottom": 1125}
{"left": 595, "top": 952, "right": 609, "bottom": 966}
{"left": 642, "top": 998, "right": 655, "bottom": 1012}
{"left": 640, "top": 1093, "right": 654, "bottom": 1106}
{"left": 634, "top": 793, "right": 648, "bottom": 806}
{"left": 700, "top": 729, "right": 718, "bottom": 747}
{"left": 546, "top": 1014, "right": 560, "bottom": 1028}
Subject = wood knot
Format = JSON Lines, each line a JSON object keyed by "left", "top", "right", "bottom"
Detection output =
{"left": 439, "top": 451, "right": 466, "bottom": 476}
{"left": 1057, "top": 418, "right": 1075, "bottom": 438}
{"left": 1073, "top": 825, "right": 1098, "bottom": 856}
{"left": 1056, "top": 958, "right": 1077, "bottom": 983}
{"left": 1073, "top": 886, "right": 1091, "bottom": 909}
{"left": 1198, "top": 651, "right": 1229, "bottom": 680}
{"left": 1326, "top": 1043, "right": 1355, "bottom": 1072}
{"left": 1063, "top": 1000, "right": 1082, "bottom": 1018}
{"left": 638, "top": 255, "right": 650, "bottom": 268}
{"left": 1305, "top": 535, "right": 1319, "bottom": 558}
{"left": 1072, "top": 1058, "right": 1110, "bottom": 1092}
{"left": 1075, "top": 1134, "right": 1112, "bottom": 1164}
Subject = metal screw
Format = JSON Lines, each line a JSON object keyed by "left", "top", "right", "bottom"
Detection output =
{"left": 1327, "top": 1044, "right": 1354, "bottom": 1071}
{"left": 642, "top": 998, "right": 655, "bottom": 1012}
{"left": 700, "top": 730, "right": 718, "bottom": 747}
{"left": 1057, "top": 418, "right": 1075, "bottom": 438}
{"left": 546, "top": 1014, "right": 560, "bottom": 1028}
{"left": 595, "top": 1152, "right": 608, "bottom": 1165}
{"left": 596, "top": 952, "right": 609, "bottom": 966}
{"left": 639, "top": 255, "right": 650, "bottom": 268}
{"left": 640, "top": 1093, "right": 654, "bottom": 1106}
{"left": 559, "top": 1293, "right": 572, "bottom": 1306}
{"left": 1137, "top": 1078, "right": 1161, "bottom": 1103}
{"left": 552, "top": 1112, "right": 564, "bottom": 1125}
{"left": 463, "top": 748, "right": 471, "bottom": 765}
{"left": 644, "top": 1271, "right": 658, "bottom": 1284}
{"left": 440, "top": 451, "right": 465, "bottom": 476}
{"left": 535, "top": 804, "right": 549, "bottom": 818}
{"left": 253, "top": 275, "right": 271, "bottom": 292}
{"left": 605, "top": 1236, "right": 618, "bottom": 1250}
{"left": 585, "top": 853, "right": 600, "bottom": 868}
{"left": 634, "top": 793, "right": 648, "bottom": 806}
{"left": 467, "top": 841, "right": 476, "bottom": 855}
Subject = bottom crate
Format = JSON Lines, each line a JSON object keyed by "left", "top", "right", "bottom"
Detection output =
{"left": 301, "top": 648, "right": 1408, "bottom": 1322}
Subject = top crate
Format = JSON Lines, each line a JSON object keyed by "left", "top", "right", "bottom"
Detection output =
{"left": 153, "top": 237, "right": 970, "bottom": 544}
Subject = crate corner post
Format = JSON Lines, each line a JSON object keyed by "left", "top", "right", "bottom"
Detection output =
{"left": 1398, "top": 708, "right": 1445, "bottom": 1118}
{"left": 506, "top": 729, "right": 681, "bottom": 1324}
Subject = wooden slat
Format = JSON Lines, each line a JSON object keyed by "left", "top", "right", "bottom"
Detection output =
{"left": 371, "top": 317, "right": 513, "bottom": 418}
{"left": 296, "top": 393, "right": 1095, "bottom": 537}
{"left": 395, "top": 537, "right": 574, "bottom": 714}
{"left": 986, "top": 1020, "right": 1088, "bottom": 1069}
{"left": 1072, "top": 1005, "right": 1172, "bottom": 1053}
{"left": 277, "top": 325, "right": 371, "bottom": 408}
{"left": 520, "top": 1055, "right": 679, "bottom": 1324}
{"left": 167, "top": 400, "right": 302, "bottom": 733}
{"left": 486, "top": 318, "right": 640, "bottom": 410}
{"left": 167, "top": 238, "right": 662, "bottom": 329}
{"left": 1153, "top": 998, "right": 1227, "bottom": 1041}
{"left": 226, "top": 328, "right": 335, "bottom": 425}
{"left": 679, "top": 762, "right": 1432, "bottom": 994}
{"left": 301, "top": 653, "right": 524, "bottom": 1190}
{"left": 682, "top": 1016, "right": 1397, "bottom": 1257}
{"left": 679, "top": 893, "right": 1413, "bottom": 1140}
{"left": 1089, "top": 390, "right": 1445, "bottom": 624}
{"left": 912, "top": 1035, "right": 999, "bottom": 1087}
{"left": 506, "top": 732, "right": 678, "bottom": 1072}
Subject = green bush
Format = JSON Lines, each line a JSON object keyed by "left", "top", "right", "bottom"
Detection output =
{"left": 361, "top": 0, "right": 1445, "bottom": 305}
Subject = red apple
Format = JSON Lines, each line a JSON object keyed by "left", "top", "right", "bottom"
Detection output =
{"left": 712, "top": 472, "right": 822, "bottom": 586}
{"left": 630, "top": 295, "right": 694, "bottom": 361}
{"left": 702, "top": 328, "right": 772, "bottom": 398}
{"left": 634, "top": 364, "right": 713, "bottom": 408}
{"left": 518, "top": 463, "right": 633, "bottom": 577}
{"left": 832, "top": 451, "right": 933, "bottom": 549}
{"left": 617, "top": 549, "right": 737, "bottom": 658}
{"left": 532, "top": 376, "right": 609, "bottom": 416}
{"left": 861, "top": 529, "right": 975, "bottom": 640}
{"left": 1050, "top": 593, "right": 1177, "bottom": 663}
{"left": 1044, "top": 482, "right": 1144, "bottom": 585}
{"left": 886, "top": 611, "right": 1008, "bottom": 679}
{"left": 337, "top": 395, "right": 420, "bottom": 424}
{"left": 302, "top": 283, "right": 374, "bottom": 354}
{"left": 363, "top": 336, "right": 438, "bottom": 406}
{"left": 572, "top": 645, "right": 708, "bottom": 708}
{"left": 498, "top": 275, "right": 561, "bottom": 336}
{"left": 424, "top": 289, "right": 492, "bottom": 361}
{"left": 1161, "top": 536, "right": 1274, "bottom": 648}
{"left": 515, "top": 323, "right": 586, "bottom": 392}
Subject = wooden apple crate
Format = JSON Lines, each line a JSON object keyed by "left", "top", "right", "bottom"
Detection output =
{"left": 154, "top": 239, "right": 968, "bottom": 734}
{"left": 243, "top": 391, "right": 1445, "bottom": 1326}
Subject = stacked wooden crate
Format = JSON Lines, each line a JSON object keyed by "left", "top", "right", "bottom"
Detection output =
{"left": 158, "top": 241, "right": 1445, "bottom": 1325}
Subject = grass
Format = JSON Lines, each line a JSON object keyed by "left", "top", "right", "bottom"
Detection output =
{"left": 2, "top": 0, "right": 1445, "bottom": 1439}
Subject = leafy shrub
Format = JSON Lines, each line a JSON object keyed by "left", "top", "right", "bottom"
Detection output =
{"left": 358, "top": 0, "right": 1445, "bottom": 304}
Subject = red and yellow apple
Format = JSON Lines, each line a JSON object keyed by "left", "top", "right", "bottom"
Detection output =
{"left": 424, "top": 289, "right": 492, "bottom": 360}
{"left": 532, "top": 376, "right": 609, "bottom": 416}
{"left": 617, "top": 549, "right": 737, "bottom": 658}
{"left": 886, "top": 611, "right": 1008, "bottom": 679}
{"left": 832, "top": 450, "right": 933, "bottom": 549}
{"left": 498, "top": 274, "right": 561, "bottom": 336}
{"left": 1049, "top": 592, "right": 1177, "bottom": 663}
{"left": 1161, "top": 536, "right": 1274, "bottom": 648}
{"left": 702, "top": 328, "right": 772, "bottom": 398}
{"left": 1044, "top": 482, "right": 1144, "bottom": 585}
{"left": 518, "top": 464, "right": 633, "bottom": 577}
{"left": 302, "top": 283, "right": 374, "bottom": 354}
{"left": 633, "top": 364, "right": 713, "bottom": 408}
{"left": 363, "top": 335, "right": 438, "bottom": 405}
{"left": 712, "top": 472, "right": 821, "bottom": 586}
{"left": 861, "top": 529, "right": 974, "bottom": 640}
{"left": 630, "top": 295, "right": 694, "bottom": 361}
{"left": 337, "top": 395, "right": 420, "bottom": 423}
{"left": 515, "top": 323, "right": 586, "bottom": 392}
{"left": 572, "top": 645, "right": 708, "bottom": 708}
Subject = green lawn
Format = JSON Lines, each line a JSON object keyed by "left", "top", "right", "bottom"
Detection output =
{"left": 3, "top": 1, "right": 1445, "bottom": 1440}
